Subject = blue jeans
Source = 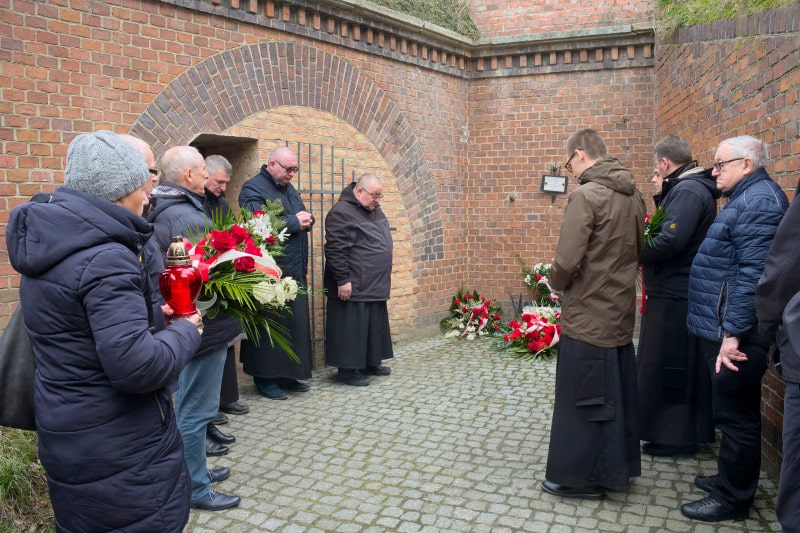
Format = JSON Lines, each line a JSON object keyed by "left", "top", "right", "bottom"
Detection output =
{"left": 175, "top": 346, "right": 227, "bottom": 501}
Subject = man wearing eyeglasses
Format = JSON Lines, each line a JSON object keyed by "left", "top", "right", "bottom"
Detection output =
{"left": 682, "top": 135, "right": 788, "bottom": 522}
{"left": 542, "top": 128, "right": 646, "bottom": 501}
{"left": 324, "top": 173, "right": 394, "bottom": 386}
{"left": 239, "top": 146, "right": 315, "bottom": 400}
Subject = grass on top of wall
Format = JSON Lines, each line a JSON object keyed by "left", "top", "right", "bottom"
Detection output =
{"left": 658, "top": 0, "right": 800, "bottom": 35}
{"left": 368, "top": 0, "right": 481, "bottom": 39}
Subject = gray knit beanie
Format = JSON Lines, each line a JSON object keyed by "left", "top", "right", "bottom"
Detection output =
{"left": 64, "top": 130, "right": 148, "bottom": 202}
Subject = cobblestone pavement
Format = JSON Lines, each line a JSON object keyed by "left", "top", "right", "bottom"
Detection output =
{"left": 187, "top": 336, "right": 780, "bottom": 532}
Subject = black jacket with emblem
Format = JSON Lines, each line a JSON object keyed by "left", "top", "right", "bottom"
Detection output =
{"left": 640, "top": 164, "right": 720, "bottom": 299}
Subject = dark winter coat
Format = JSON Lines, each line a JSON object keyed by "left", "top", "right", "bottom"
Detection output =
{"left": 238, "top": 166, "right": 312, "bottom": 279}
{"left": 148, "top": 183, "right": 242, "bottom": 356}
{"left": 640, "top": 165, "right": 720, "bottom": 299}
{"left": 687, "top": 168, "right": 788, "bottom": 342}
{"left": 324, "top": 183, "right": 393, "bottom": 301}
{"left": 6, "top": 187, "right": 202, "bottom": 532}
{"left": 756, "top": 192, "right": 800, "bottom": 382}
{"left": 550, "top": 156, "right": 646, "bottom": 347}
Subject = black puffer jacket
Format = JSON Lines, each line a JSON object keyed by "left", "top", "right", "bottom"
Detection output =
{"left": 640, "top": 165, "right": 720, "bottom": 299}
{"left": 6, "top": 187, "right": 201, "bottom": 532}
{"left": 238, "top": 166, "right": 312, "bottom": 279}
{"left": 149, "top": 183, "right": 242, "bottom": 356}
{"left": 323, "top": 183, "right": 393, "bottom": 301}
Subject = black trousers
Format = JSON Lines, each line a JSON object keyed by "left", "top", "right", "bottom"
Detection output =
{"left": 777, "top": 381, "right": 800, "bottom": 533}
{"left": 700, "top": 338, "right": 767, "bottom": 510}
{"left": 218, "top": 346, "right": 239, "bottom": 407}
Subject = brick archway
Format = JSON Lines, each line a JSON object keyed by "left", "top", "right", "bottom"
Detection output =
{"left": 131, "top": 41, "right": 443, "bottom": 263}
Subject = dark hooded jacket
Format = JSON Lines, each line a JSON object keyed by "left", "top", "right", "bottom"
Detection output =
{"left": 640, "top": 164, "right": 720, "bottom": 298}
{"left": 6, "top": 187, "right": 202, "bottom": 532}
{"left": 148, "top": 182, "right": 241, "bottom": 356}
{"left": 323, "top": 183, "right": 393, "bottom": 301}
{"left": 687, "top": 168, "right": 788, "bottom": 342}
{"left": 238, "top": 165, "right": 312, "bottom": 279}
{"left": 756, "top": 192, "right": 800, "bottom": 381}
{"left": 550, "top": 156, "right": 646, "bottom": 347}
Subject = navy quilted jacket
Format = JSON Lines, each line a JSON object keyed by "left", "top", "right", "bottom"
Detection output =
{"left": 687, "top": 168, "right": 788, "bottom": 342}
{"left": 6, "top": 187, "right": 202, "bottom": 532}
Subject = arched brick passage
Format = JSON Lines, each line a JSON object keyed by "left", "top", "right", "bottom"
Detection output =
{"left": 131, "top": 41, "right": 443, "bottom": 263}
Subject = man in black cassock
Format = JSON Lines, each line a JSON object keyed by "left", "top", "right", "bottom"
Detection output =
{"left": 637, "top": 135, "right": 718, "bottom": 457}
{"left": 324, "top": 173, "right": 394, "bottom": 386}
{"left": 238, "top": 146, "right": 314, "bottom": 400}
{"left": 542, "top": 129, "right": 646, "bottom": 500}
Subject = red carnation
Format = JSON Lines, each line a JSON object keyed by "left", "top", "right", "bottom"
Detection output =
{"left": 230, "top": 224, "right": 249, "bottom": 244}
{"left": 244, "top": 241, "right": 263, "bottom": 257}
{"left": 253, "top": 210, "right": 265, "bottom": 217}
{"left": 210, "top": 230, "right": 236, "bottom": 253}
{"left": 463, "top": 293, "right": 474, "bottom": 300}
{"left": 233, "top": 256, "right": 256, "bottom": 273}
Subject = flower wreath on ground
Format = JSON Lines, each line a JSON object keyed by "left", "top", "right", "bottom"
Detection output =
{"left": 496, "top": 306, "right": 562, "bottom": 361}
{"left": 440, "top": 289, "right": 504, "bottom": 340}
{"left": 495, "top": 261, "right": 562, "bottom": 361}
{"left": 186, "top": 199, "right": 301, "bottom": 361}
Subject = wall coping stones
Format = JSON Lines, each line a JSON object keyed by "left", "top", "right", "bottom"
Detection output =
{"left": 162, "top": 0, "right": 655, "bottom": 77}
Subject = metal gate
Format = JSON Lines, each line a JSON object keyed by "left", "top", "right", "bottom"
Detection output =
{"left": 287, "top": 142, "right": 355, "bottom": 363}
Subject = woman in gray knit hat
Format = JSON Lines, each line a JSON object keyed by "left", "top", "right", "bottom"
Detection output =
{"left": 6, "top": 130, "right": 204, "bottom": 532}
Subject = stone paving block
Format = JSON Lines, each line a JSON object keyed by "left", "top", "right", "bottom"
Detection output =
{"left": 185, "top": 336, "right": 781, "bottom": 532}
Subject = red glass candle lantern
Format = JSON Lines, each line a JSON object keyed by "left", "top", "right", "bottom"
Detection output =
{"left": 159, "top": 236, "right": 203, "bottom": 319}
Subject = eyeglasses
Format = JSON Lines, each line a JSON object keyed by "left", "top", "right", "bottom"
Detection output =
{"left": 360, "top": 188, "right": 383, "bottom": 200}
{"left": 713, "top": 158, "right": 744, "bottom": 172}
{"left": 274, "top": 160, "right": 299, "bottom": 174}
{"left": 564, "top": 150, "right": 578, "bottom": 173}
{"left": 148, "top": 168, "right": 160, "bottom": 177}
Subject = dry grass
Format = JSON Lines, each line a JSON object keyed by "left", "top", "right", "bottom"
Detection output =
{"left": 367, "top": 0, "right": 481, "bottom": 39}
{"left": 657, "top": 0, "right": 800, "bottom": 37}
{"left": 0, "top": 428, "right": 53, "bottom": 533}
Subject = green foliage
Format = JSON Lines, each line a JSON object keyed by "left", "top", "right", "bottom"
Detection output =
{"left": 0, "top": 428, "right": 52, "bottom": 531}
{"left": 369, "top": 0, "right": 481, "bottom": 39}
{"left": 657, "top": 0, "right": 800, "bottom": 36}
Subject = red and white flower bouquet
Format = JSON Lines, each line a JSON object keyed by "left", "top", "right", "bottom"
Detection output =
{"left": 440, "top": 289, "right": 504, "bottom": 340}
{"left": 499, "top": 309, "right": 562, "bottom": 361}
{"left": 186, "top": 200, "right": 300, "bottom": 360}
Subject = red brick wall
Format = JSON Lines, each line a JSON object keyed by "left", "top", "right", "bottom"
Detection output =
{"left": 468, "top": 0, "right": 654, "bottom": 39}
{"left": 1, "top": 0, "right": 654, "bottom": 337}
{"left": 656, "top": 6, "right": 800, "bottom": 478}
{"left": 467, "top": 69, "right": 656, "bottom": 303}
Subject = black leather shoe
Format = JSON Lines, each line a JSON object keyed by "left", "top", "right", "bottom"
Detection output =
{"left": 220, "top": 402, "right": 249, "bottom": 415}
{"left": 680, "top": 496, "right": 748, "bottom": 522}
{"left": 211, "top": 412, "right": 228, "bottom": 425}
{"left": 207, "top": 423, "right": 235, "bottom": 445}
{"left": 281, "top": 379, "right": 310, "bottom": 392}
{"left": 642, "top": 442, "right": 697, "bottom": 457}
{"left": 207, "top": 467, "right": 230, "bottom": 483}
{"left": 337, "top": 370, "right": 370, "bottom": 387}
{"left": 191, "top": 489, "right": 241, "bottom": 511}
{"left": 205, "top": 437, "right": 229, "bottom": 457}
{"left": 360, "top": 365, "right": 392, "bottom": 376}
{"left": 694, "top": 474, "right": 717, "bottom": 494}
{"left": 541, "top": 480, "right": 605, "bottom": 500}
